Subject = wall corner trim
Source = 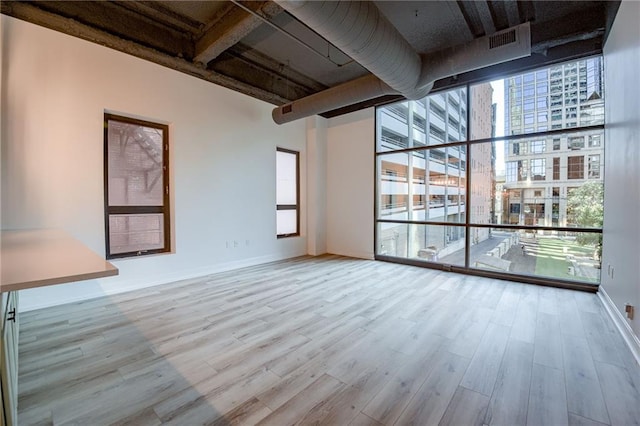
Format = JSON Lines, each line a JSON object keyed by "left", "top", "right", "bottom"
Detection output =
{"left": 598, "top": 287, "right": 640, "bottom": 367}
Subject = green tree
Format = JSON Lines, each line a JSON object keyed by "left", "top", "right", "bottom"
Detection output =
{"left": 567, "top": 181, "right": 604, "bottom": 247}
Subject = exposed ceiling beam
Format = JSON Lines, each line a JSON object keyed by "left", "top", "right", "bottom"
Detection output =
{"left": 1, "top": 1, "right": 290, "bottom": 106}
{"left": 27, "top": 0, "right": 193, "bottom": 58}
{"left": 112, "top": 1, "right": 204, "bottom": 34}
{"left": 225, "top": 44, "right": 327, "bottom": 93}
{"left": 474, "top": 1, "right": 497, "bottom": 35}
{"left": 529, "top": 4, "right": 605, "bottom": 49}
{"left": 487, "top": 1, "right": 510, "bottom": 31}
{"left": 503, "top": 0, "right": 522, "bottom": 28}
{"left": 194, "top": 1, "right": 283, "bottom": 65}
{"left": 457, "top": 1, "right": 486, "bottom": 37}
{"left": 210, "top": 44, "right": 327, "bottom": 101}
{"left": 517, "top": 1, "right": 536, "bottom": 25}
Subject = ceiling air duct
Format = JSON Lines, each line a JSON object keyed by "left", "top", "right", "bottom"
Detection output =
{"left": 272, "top": 0, "right": 531, "bottom": 124}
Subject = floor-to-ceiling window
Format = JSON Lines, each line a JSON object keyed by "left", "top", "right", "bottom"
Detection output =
{"left": 375, "top": 56, "right": 604, "bottom": 288}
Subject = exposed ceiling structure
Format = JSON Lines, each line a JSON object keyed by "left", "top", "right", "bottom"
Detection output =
{"left": 1, "top": 1, "right": 619, "bottom": 123}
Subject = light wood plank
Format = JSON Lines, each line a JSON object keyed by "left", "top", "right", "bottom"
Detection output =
{"left": 208, "top": 397, "right": 272, "bottom": 426}
{"left": 558, "top": 289, "right": 587, "bottom": 337}
{"left": 527, "top": 363, "right": 568, "bottom": 426}
{"left": 394, "top": 351, "right": 470, "bottom": 425}
{"left": 256, "top": 374, "right": 345, "bottom": 425}
{"left": 562, "top": 335, "right": 610, "bottom": 424}
{"left": 348, "top": 412, "right": 384, "bottom": 426}
{"left": 361, "top": 334, "right": 447, "bottom": 424}
{"left": 533, "top": 312, "right": 564, "bottom": 369}
{"left": 581, "top": 310, "right": 626, "bottom": 367}
{"left": 448, "top": 307, "right": 492, "bottom": 359}
{"left": 538, "top": 286, "right": 560, "bottom": 315}
{"left": 460, "top": 322, "right": 511, "bottom": 395}
{"left": 491, "top": 284, "right": 523, "bottom": 327}
{"left": 568, "top": 413, "right": 610, "bottom": 426}
{"left": 157, "top": 367, "right": 281, "bottom": 425}
{"left": 257, "top": 327, "right": 370, "bottom": 411}
{"left": 484, "top": 340, "right": 534, "bottom": 426}
{"left": 510, "top": 290, "right": 539, "bottom": 343}
{"left": 438, "top": 386, "right": 489, "bottom": 426}
{"left": 594, "top": 361, "right": 640, "bottom": 425}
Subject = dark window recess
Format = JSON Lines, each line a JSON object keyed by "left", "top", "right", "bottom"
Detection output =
{"left": 104, "top": 114, "right": 170, "bottom": 259}
{"left": 553, "top": 157, "right": 560, "bottom": 180}
{"left": 568, "top": 155, "right": 585, "bottom": 179}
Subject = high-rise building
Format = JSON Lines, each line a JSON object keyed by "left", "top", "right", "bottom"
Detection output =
{"left": 502, "top": 57, "right": 604, "bottom": 227}
{"left": 377, "top": 83, "right": 494, "bottom": 260}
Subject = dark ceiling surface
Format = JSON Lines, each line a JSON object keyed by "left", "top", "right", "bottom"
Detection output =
{"left": 1, "top": 1, "right": 619, "bottom": 119}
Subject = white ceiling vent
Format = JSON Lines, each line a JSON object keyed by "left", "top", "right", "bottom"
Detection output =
{"left": 417, "top": 22, "right": 531, "bottom": 89}
{"left": 489, "top": 29, "right": 517, "bottom": 49}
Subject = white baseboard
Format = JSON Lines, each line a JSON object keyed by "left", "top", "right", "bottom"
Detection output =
{"left": 598, "top": 287, "right": 640, "bottom": 366}
{"left": 326, "top": 249, "right": 374, "bottom": 260}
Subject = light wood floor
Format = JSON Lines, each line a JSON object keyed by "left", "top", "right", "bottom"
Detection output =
{"left": 18, "top": 255, "right": 640, "bottom": 425}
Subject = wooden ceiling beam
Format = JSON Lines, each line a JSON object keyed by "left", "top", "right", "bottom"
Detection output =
{"left": 194, "top": 1, "right": 282, "bottom": 65}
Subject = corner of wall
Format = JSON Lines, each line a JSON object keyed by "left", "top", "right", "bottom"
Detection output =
{"left": 598, "top": 287, "right": 640, "bottom": 366}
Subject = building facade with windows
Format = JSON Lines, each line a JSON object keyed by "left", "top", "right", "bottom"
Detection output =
{"left": 503, "top": 58, "right": 604, "bottom": 227}
{"left": 377, "top": 83, "right": 494, "bottom": 260}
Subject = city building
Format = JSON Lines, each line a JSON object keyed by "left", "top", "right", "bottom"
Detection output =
{"left": 502, "top": 58, "right": 605, "bottom": 227}
{"left": 377, "top": 83, "right": 495, "bottom": 260}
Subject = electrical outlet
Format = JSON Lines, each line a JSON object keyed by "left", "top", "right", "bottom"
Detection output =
{"left": 625, "top": 304, "right": 634, "bottom": 320}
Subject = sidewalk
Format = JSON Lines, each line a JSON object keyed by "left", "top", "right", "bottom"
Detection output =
{"left": 439, "top": 232, "right": 516, "bottom": 266}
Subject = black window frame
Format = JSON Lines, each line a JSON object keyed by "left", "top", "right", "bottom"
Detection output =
{"left": 104, "top": 113, "right": 171, "bottom": 259}
{"left": 374, "top": 55, "right": 605, "bottom": 291}
{"left": 276, "top": 147, "right": 300, "bottom": 239}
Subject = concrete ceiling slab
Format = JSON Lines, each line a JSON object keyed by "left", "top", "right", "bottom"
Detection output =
{"left": 1, "top": 0, "right": 617, "bottom": 118}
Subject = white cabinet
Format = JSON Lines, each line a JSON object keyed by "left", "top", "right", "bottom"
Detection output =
{"left": 1, "top": 291, "right": 19, "bottom": 426}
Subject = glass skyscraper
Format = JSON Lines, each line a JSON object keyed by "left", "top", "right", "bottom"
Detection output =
{"left": 503, "top": 57, "right": 604, "bottom": 227}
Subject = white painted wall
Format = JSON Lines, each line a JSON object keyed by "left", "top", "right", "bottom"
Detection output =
{"left": 326, "top": 109, "right": 375, "bottom": 259}
{"left": 602, "top": 0, "right": 640, "bottom": 338}
{"left": 306, "top": 116, "right": 328, "bottom": 255}
{"left": 1, "top": 17, "right": 308, "bottom": 311}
